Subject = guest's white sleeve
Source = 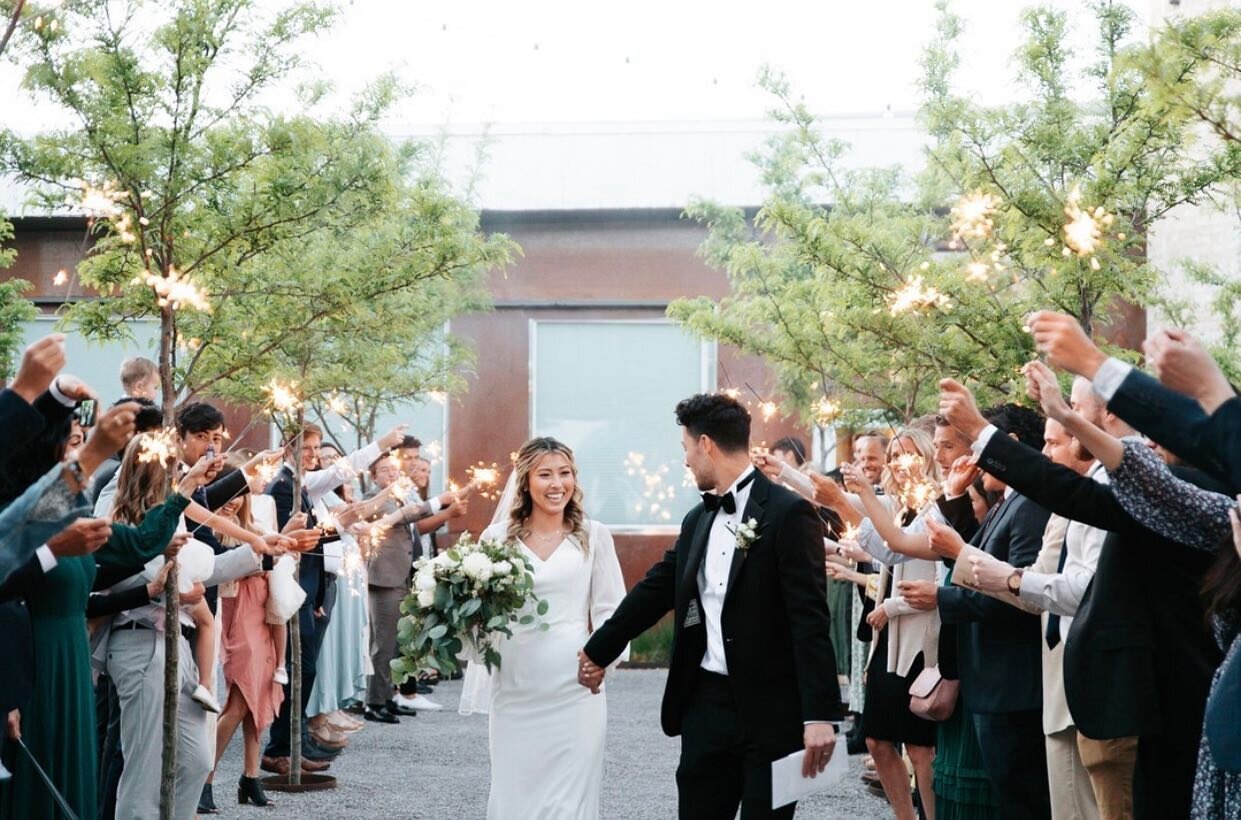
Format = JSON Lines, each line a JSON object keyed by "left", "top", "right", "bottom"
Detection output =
{"left": 1092, "top": 357, "right": 1134, "bottom": 402}
{"left": 776, "top": 463, "right": 815, "bottom": 503}
{"left": 1017, "top": 525, "right": 1104, "bottom": 617}
{"left": 971, "top": 424, "right": 999, "bottom": 456}
{"left": 203, "top": 545, "right": 263, "bottom": 587}
{"left": 588, "top": 521, "right": 630, "bottom": 666}
{"left": 882, "top": 595, "right": 919, "bottom": 618}
{"left": 305, "top": 441, "right": 381, "bottom": 501}
{"left": 856, "top": 518, "right": 913, "bottom": 565}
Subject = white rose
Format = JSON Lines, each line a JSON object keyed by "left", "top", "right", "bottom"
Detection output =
{"left": 461, "top": 552, "right": 493, "bottom": 583}
{"left": 414, "top": 572, "right": 437, "bottom": 592}
{"left": 416, "top": 588, "right": 436, "bottom": 608}
{"left": 491, "top": 560, "right": 512, "bottom": 576}
{"left": 432, "top": 552, "right": 454, "bottom": 569}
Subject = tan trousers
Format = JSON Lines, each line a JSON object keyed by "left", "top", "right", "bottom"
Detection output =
{"left": 1047, "top": 727, "right": 1099, "bottom": 820}
{"left": 1077, "top": 734, "right": 1139, "bottom": 820}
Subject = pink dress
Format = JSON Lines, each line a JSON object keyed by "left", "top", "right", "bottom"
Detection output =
{"left": 220, "top": 575, "right": 284, "bottom": 730}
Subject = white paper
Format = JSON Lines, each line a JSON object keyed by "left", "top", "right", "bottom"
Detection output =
{"left": 770, "top": 741, "right": 848, "bottom": 810}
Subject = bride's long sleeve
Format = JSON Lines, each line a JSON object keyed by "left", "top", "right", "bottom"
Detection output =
{"left": 587, "top": 521, "right": 630, "bottom": 666}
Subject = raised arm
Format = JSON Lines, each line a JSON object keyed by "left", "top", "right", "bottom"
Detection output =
{"left": 1108, "top": 438, "right": 1234, "bottom": 550}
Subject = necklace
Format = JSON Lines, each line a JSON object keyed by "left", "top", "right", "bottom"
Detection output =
{"left": 528, "top": 527, "right": 568, "bottom": 543}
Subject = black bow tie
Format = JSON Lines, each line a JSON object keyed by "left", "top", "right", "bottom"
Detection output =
{"left": 702, "top": 470, "right": 757, "bottom": 515}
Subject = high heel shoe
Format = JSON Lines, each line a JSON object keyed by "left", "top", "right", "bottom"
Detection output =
{"left": 238, "top": 774, "right": 273, "bottom": 807}
{"left": 198, "top": 782, "right": 218, "bottom": 814}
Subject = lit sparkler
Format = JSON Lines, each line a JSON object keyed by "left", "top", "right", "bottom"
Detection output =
{"left": 887, "top": 276, "right": 951, "bottom": 315}
{"left": 965, "top": 261, "right": 990, "bottom": 282}
{"left": 759, "top": 401, "right": 778, "bottom": 422}
{"left": 137, "top": 268, "right": 211, "bottom": 313}
{"left": 467, "top": 462, "right": 502, "bottom": 500}
{"left": 1062, "top": 186, "right": 1114, "bottom": 258}
{"left": 263, "top": 379, "right": 301, "bottom": 415}
{"left": 950, "top": 191, "right": 1001, "bottom": 242}
{"left": 252, "top": 458, "right": 281, "bottom": 487}
{"left": 69, "top": 179, "right": 125, "bottom": 218}
{"left": 53, "top": 269, "right": 68, "bottom": 286}
{"left": 137, "top": 428, "right": 178, "bottom": 466}
{"left": 813, "top": 396, "right": 842, "bottom": 427}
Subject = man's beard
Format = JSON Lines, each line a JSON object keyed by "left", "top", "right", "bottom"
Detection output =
{"left": 1072, "top": 437, "right": 1095, "bottom": 462}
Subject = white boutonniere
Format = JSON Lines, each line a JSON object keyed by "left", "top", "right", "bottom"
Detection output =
{"left": 728, "top": 517, "right": 760, "bottom": 551}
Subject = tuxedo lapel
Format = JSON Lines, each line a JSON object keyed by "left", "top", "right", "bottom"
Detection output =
{"left": 681, "top": 506, "right": 716, "bottom": 596}
{"left": 976, "top": 494, "right": 1017, "bottom": 555}
{"left": 724, "top": 472, "right": 769, "bottom": 605}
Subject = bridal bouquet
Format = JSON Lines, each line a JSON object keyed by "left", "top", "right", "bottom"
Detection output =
{"left": 392, "top": 532, "right": 547, "bottom": 681}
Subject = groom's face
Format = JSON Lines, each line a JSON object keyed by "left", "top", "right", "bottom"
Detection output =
{"left": 681, "top": 428, "right": 715, "bottom": 491}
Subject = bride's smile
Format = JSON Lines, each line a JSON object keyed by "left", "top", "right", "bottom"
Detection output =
{"left": 529, "top": 454, "right": 575, "bottom": 517}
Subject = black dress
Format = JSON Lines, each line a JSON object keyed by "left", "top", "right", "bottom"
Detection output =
{"left": 861, "top": 582, "right": 938, "bottom": 747}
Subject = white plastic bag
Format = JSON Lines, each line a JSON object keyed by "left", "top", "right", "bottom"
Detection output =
{"left": 265, "top": 555, "right": 307, "bottom": 623}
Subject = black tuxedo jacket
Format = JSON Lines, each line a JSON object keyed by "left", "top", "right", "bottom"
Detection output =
{"left": 584, "top": 471, "right": 842, "bottom": 756}
{"left": 938, "top": 483, "right": 1050, "bottom": 715}
{"left": 266, "top": 466, "right": 323, "bottom": 608}
{"left": 977, "top": 432, "right": 1219, "bottom": 740}
{"left": 1107, "top": 368, "right": 1241, "bottom": 493}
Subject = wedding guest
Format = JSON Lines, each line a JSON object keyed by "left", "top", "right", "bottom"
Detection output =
{"left": 852, "top": 431, "right": 889, "bottom": 487}
{"left": 939, "top": 375, "right": 1219, "bottom": 819}
{"left": 906, "top": 403, "right": 1052, "bottom": 820}
{"left": 204, "top": 472, "right": 294, "bottom": 810}
{"left": 770, "top": 436, "right": 809, "bottom": 467}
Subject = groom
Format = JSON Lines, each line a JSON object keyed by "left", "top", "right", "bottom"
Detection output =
{"left": 580, "top": 393, "right": 842, "bottom": 819}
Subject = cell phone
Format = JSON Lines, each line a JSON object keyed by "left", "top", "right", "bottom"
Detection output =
{"left": 76, "top": 399, "right": 97, "bottom": 428}
{"left": 206, "top": 444, "right": 216, "bottom": 460}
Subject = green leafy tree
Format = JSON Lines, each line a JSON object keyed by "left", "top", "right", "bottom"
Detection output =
{"left": 671, "top": 1, "right": 1241, "bottom": 425}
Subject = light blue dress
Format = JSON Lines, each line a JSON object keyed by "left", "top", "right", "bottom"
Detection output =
{"left": 308, "top": 492, "right": 370, "bottom": 715}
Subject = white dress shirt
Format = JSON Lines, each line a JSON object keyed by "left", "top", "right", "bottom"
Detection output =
{"left": 1091, "top": 357, "right": 1133, "bottom": 402}
{"left": 698, "top": 466, "right": 756, "bottom": 676}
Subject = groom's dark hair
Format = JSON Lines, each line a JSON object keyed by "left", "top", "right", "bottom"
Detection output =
{"left": 676, "top": 393, "right": 750, "bottom": 453}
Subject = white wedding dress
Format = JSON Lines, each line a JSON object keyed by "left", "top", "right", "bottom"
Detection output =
{"left": 476, "top": 519, "right": 628, "bottom": 820}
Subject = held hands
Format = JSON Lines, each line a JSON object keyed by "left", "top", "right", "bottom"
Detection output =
{"left": 1023, "top": 360, "right": 1070, "bottom": 422}
{"left": 577, "top": 650, "right": 604, "bottom": 694}
{"left": 896, "top": 579, "right": 938, "bottom": 611}
{"left": 937, "top": 379, "right": 988, "bottom": 441}
{"left": 10, "top": 334, "right": 66, "bottom": 403}
{"left": 925, "top": 516, "right": 966, "bottom": 560}
{"left": 1027, "top": 311, "right": 1106, "bottom": 378}
{"left": 1144, "top": 328, "right": 1234, "bottom": 413}
{"left": 802, "top": 723, "right": 837, "bottom": 778}
{"left": 47, "top": 518, "right": 112, "bottom": 558}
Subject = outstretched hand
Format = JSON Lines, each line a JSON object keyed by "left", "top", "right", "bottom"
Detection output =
{"left": 1027, "top": 311, "right": 1106, "bottom": 377}
{"left": 577, "top": 650, "right": 604, "bottom": 694}
{"left": 937, "top": 379, "right": 988, "bottom": 441}
{"left": 944, "top": 454, "right": 981, "bottom": 499}
{"left": 1144, "top": 328, "right": 1235, "bottom": 413}
{"left": 925, "top": 517, "right": 967, "bottom": 561}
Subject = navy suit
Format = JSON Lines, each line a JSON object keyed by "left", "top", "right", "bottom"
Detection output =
{"left": 937, "top": 482, "right": 1052, "bottom": 820}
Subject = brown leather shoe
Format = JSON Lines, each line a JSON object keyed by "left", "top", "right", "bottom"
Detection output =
{"left": 259, "top": 756, "right": 330, "bottom": 775}
{"left": 311, "top": 731, "right": 348, "bottom": 750}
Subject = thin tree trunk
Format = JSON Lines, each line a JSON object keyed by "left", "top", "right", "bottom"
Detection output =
{"left": 289, "top": 408, "right": 305, "bottom": 785}
{"left": 158, "top": 305, "right": 180, "bottom": 819}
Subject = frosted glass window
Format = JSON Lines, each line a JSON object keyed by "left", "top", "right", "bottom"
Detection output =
{"left": 20, "top": 318, "right": 160, "bottom": 406}
{"left": 532, "top": 321, "right": 714, "bottom": 529}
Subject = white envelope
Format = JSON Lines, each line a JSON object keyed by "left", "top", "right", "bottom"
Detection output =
{"left": 770, "top": 740, "right": 849, "bottom": 810}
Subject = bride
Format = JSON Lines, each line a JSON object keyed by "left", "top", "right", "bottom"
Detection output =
{"left": 465, "top": 436, "right": 629, "bottom": 819}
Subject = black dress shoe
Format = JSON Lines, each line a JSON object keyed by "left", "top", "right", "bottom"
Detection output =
{"left": 198, "top": 782, "right": 218, "bottom": 814}
{"left": 415, "top": 681, "right": 434, "bottom": 694}
{"left": 387, "top": 699, "right": 418, "bottom": 717}
{"left": 238, "top": 774, "right": 273, "bottom": 807}
{"left": 364, "top": 705, "right": 399, "bottom": 724}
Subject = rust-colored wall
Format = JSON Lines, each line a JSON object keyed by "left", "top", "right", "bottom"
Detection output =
{"left": 446, "top": 212, "right": 807, "bottom": 588}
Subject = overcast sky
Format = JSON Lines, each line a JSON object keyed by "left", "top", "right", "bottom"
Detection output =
{"left": 1, "top": 0, "right": 1154, "bottom": 132}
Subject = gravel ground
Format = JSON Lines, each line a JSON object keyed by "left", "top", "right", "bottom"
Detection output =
{"left": 211, "top": 669, "right": 890, "bottom": 819}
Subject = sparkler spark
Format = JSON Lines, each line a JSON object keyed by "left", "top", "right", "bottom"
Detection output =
{"left": 887, "top": 276, "right": 951, "bottom": 316}
{"left": 814, "top": 397, "right": 843, "bottom": 427}
{"left": 467, "top": 463, "right": 502, "bottom": 500}
{"left": 53, "top": 269, "right": 68, "bottom": 286}
{"left": 263, "top": 379, "right": 301, "bottom": 414}
{"left": 965, "top": 261, "right": 990, "bottom": 282}
{"left": 137, "top": 428, "right": 177, "bottom": 466}
{"left": 1062, "top": 186, "right": 1114, "bottom": 258}
{"left": 759, "top": 401, "right": 778, "bottom": 422}
{"left": 70, "top": 179, "right": 125, "bottom": 218}
{"left": 426, "top": 391, "right": 448, "bottom": 406}
{"left": 950, "top": 191, "right": 1001, "bottom": 242}
{"left": 252, "top": 459, "right": 281, "bottom": 487}
{"left": 137, "top": 268, "right": 211, "bottom": 313}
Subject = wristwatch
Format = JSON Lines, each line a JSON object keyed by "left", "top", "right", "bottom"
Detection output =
{"left": 1006, "top": 568, "right": 1024, "bottom": 594}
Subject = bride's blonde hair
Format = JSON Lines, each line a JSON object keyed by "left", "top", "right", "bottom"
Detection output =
{"left": 506, "top": 437, "right": 589, "bottom": 552}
